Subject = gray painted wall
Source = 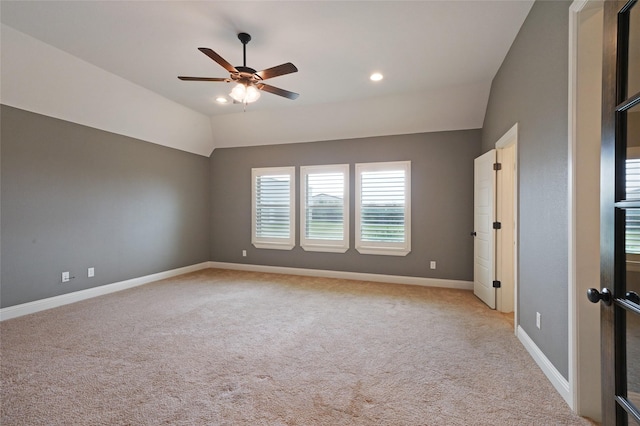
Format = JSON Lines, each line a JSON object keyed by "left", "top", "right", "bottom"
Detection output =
{"left": 481, "top": 1, "right": 570, "bottom": 378}
{"left": 210, "top": 130, "right": 481, "bottom": 281}
{"left": 1, "top": 105, "right": 211, "bottom": 308}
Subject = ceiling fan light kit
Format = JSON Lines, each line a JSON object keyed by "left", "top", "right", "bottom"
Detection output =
{"left": 230, "top": 83, "right": 261, "bottom": 104}
{"left": 178, "top": 32, "right": 299, "bottom": 108}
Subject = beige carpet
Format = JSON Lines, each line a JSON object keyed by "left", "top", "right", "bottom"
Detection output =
{"left": 1, "top": 268, "right": 595, "bottom": 425}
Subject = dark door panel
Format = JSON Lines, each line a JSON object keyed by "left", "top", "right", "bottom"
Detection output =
{"left": 594, "top": 1, "right": 640, "bottom": 424}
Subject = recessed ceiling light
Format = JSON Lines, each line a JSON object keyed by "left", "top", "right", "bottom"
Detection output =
{"left": 216, "top": 96, "right": 229, "bottom": 104}
{"left": 370, "top": 72, "right": 383, "bottom": 82}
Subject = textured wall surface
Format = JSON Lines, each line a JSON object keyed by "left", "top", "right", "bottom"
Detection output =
{"left": 481, "top": 0, "right": 570, "bottom": 378}
{"left": 210, "top": 130, "right": 481, "bottom": 281}
{"left": 1, "top": 105, "right": 211, "bottom": 308}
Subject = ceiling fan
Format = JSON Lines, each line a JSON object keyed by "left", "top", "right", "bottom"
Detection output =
{"left": 178, "top": 32, "right": 299, "bottom": 105}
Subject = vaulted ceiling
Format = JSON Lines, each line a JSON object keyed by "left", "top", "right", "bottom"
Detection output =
{"left": 1, "top": 1, "right": 534, "bottom": 156}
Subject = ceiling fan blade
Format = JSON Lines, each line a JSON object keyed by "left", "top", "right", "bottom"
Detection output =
{"left": 255, "top": 63, "right": 298, "bottom": 80}
{"left": 178, "top": 76, "right": 230, "bottom": 82}
{"left": 257, "top": 83, "right": 299, "bottom": 100}
{"left": 198, "top": 47, "right": 238, "bottom": 73}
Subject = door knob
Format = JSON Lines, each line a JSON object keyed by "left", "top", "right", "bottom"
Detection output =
{"left": 470, "top": 231, "right": 477, "bottom": 237}
{"left": 626, "top": 291, "right": 640, "bottom": 304}
{"left": 587, "top": 288, "right": 612, "bottom": 305}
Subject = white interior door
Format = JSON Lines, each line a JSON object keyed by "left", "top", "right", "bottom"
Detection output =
{"left": 496, "top": 143, "right": 515, "bottom": 314}
{"left": 474, "top": 149, "right": 496, "bottom": 309}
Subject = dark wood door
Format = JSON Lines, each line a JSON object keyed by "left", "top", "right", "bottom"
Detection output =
{"left": 591, "top": 1, "right": 640, "bottom": 424}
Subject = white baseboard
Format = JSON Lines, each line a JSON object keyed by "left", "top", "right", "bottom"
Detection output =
{"left": 517, "top": 325, "right": 572, "bottom": 407}
{"left": 1, "top": 261, "right": 472, "bottom": 321}
{"left": 0, "top": 262, "right": 211, "bottom": 321}
{"left": 209, "top": 261, "right": 474, "bottom": 290}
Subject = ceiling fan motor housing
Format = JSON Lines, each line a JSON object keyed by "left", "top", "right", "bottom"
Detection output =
{"left": 233, "top": 67, "right": 260, "bottom": 86}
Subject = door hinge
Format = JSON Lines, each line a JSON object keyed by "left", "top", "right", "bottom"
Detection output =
{"left": 493, "top": 162, "right": 502, "bottom": 171}
{"left": 493, "top": 221, "right": 502, "bottom": 229}
{"left": 493, "top": 280, "right": 501, "bottom": 288}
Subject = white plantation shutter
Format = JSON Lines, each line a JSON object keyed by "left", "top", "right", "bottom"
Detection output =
{"left": 627, "top": 158, "right": 640, "bottom": 254}
{"left": 256, "top": 175, "right": 291, "bottom": 238}
{"left": 252, "top": 167, "right": 295, "bottom": 250}
{"left": 355, "top": 161, "right": 411, "bottom": 256}
{"left": 300, "top": 165, "right": 349, "bottom": 252}
{"left": 360, "top": 170, "right": 405, "bottom": 242}
{"left": 305, "top": 173, "right": 343, "bottom": 240}
{"left": 627, "top": 209, "right": 640, "bottom": 255}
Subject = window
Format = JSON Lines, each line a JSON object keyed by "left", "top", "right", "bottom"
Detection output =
{"left": 355, "top": 161, "right": 411, "bottom": 256}
{"left": 252, "top": 167, "right": 295, "bottom": 250}
{"left": 300, "top": 164, "right": 349, "bottom": 252}
{"left": 627, "top": 158, "right": 640, "bottom": 255}
{"left": 625, "top": 155, "right": 640, "bottom": 271}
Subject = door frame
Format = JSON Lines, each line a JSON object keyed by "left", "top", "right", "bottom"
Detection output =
{"left": 495, "top": 124, "right": 518, "bottom": 324}
{"left": 568, "top": 0, "right": 604, "bottom": 419}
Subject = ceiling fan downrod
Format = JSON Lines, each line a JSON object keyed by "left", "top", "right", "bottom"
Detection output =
{"left": 238, "top": 32, "right": 251, "bottom": 68}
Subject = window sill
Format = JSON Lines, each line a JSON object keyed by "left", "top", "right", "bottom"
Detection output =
{"left": 252, "top": 242, "right": 295, "bottom": 250}
{"left": 627, "top": 260, "right": 640, "bottom": 272}
{"left": 301, "top": 243, "right": 349, "bottom": 253}
{"left": 356, "top": 246, "right": 411, "bottom": 256}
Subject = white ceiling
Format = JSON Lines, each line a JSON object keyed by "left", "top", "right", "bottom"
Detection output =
{"left": 0, "top": 1, "right": 534, "bottom": 153}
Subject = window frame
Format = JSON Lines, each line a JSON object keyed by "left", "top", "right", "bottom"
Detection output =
{"left": 251, "top": 166, "right": 296, "bottom": 250}
{"left": 355, "top": 161, "right": 411, "bottom": 256}
{"left": 300, "top": 164, "right": 350, "bottom": 253}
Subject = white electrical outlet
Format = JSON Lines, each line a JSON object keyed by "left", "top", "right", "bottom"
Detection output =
{"left": 430, "top": 261, "right": 436, "bottom": 269}
{"left": 62, "top": 271, "right": 70, "bottom": 283}
{"left": 88, "top": 267, "right": 95, "bottom": 278}
{"left": 242, "top": 250, "right": 247, "bottom": 257}
{"left": 536, "top": 312, "right": 541, "bottom": 329}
